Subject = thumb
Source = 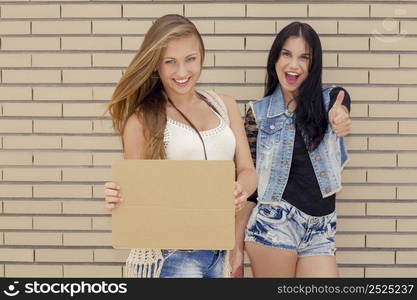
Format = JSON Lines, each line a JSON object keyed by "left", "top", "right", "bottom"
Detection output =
{"left": 329, "top": 90, "right": 345, "bottom": 124}
{"left": 333, "top": 90, "right": 345, "bottom": 110}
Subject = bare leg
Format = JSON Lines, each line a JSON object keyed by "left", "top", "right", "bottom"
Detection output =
{"left": 295, "top": 255, "right": 339, "bottom": 278}
{"left": 245, "top": 241, "right": 298, "bottom": 277}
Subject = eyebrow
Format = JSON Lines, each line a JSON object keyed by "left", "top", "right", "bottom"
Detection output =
{"left": 163, "top": 52, "right": 199, "bottom": 59}
{"left": 282, "top": 48, "right": 310, "bottom": 56}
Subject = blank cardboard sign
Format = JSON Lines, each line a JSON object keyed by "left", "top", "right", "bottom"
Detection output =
{"left": 111, "top": 160, "right": 235, "bottom": 250}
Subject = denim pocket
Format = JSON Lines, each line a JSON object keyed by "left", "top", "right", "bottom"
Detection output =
{"left": 161, "top": 249, "right": 175, "bottom": 259}
{"left": 258, "top": 118, "right": 284, "bottom": 149}
{"left": 257, "top": 204, "right": 287, "bottom": 224}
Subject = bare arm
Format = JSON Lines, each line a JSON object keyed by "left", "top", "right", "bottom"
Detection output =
{"left": 219, "top": 93, "right": 258, "bottom": 276}
{"left": 105, "top": 113, "right": 146, "bottom": 211}
{"left": 219, "top": 94, "right": 258, "bottom": 198}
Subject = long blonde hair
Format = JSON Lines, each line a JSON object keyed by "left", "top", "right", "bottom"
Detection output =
{"left": 106, "top": 14, "right": 205, "bottom": 159}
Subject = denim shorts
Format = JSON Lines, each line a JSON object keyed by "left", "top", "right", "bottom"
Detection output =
{"left": 245, "top": 199, "right": 337, "bottom": 257}
{"left": 159, "top": 250, "right": 225, "bottom": 278}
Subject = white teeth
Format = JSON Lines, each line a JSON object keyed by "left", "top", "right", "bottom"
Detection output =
{"left": 286, "top": 72, "right": 299, "bottom": 76}
{"left": 175, "top": 78, "right": 189, "bottom": 83}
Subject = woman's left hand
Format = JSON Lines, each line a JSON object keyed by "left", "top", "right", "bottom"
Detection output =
{"left": 234, "top": 182, "right": 248, "bottom": 213}
{"left": 328, "top": 90, "right": 352, "bottom": 137}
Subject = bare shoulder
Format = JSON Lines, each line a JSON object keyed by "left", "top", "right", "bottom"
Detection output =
{"left": 216, "top": 93, "right": 238, "bottom": 111}
{"left": 124, "top": 113, "right": 143, "bottom": 132}
{"left": 122, "top": 113, "right": 146, "bottom": 159}
{"left": 123, "top": 113, "right": 145, "bottom": 141}
{"left": 216, "top": 93, "right": 243, "bottom": 126}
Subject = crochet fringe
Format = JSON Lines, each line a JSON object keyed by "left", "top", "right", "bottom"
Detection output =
{"left": 125, "top": 248, "right": 164, "bottom": 278}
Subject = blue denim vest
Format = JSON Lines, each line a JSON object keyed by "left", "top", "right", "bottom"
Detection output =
{"left": 251, "top": 86, "right": 349, "bottom": 204}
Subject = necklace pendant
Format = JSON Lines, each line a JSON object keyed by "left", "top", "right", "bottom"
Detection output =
{"left": 285, "top": 109, "right": 294, "bottom": 117}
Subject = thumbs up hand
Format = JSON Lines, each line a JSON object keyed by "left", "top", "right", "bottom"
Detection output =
{"left": 328, "top": 90, "right": 351, "bottom": 137}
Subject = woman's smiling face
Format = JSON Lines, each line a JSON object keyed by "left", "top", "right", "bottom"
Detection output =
{"left": 157, "top": 35, "right": 202, "bottom": 98}
{"left": 275, "top": 36, "right": 311, "bottom": 100}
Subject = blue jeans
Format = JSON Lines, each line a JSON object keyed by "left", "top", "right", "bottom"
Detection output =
{"left": 245, "top": 199, "right": 337, "bottom": 257}
{"left": 159, "top": 250, "right": 225, "bottom": 278}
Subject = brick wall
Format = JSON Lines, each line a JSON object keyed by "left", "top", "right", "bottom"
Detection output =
{"left": 0, "top": 0, "right": 416, "bottom": 278}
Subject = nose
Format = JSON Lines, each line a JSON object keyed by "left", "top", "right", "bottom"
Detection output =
{"left": 289, "top": 57, "right": 299, "bottom": 69}
{"left": 175, "top": 62, "right": 188, "bottom": 77}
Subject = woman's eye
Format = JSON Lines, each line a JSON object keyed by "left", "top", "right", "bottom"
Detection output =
{"left": 186, "top": 57, "right": 196, "bottom": 62}
{"left": 165, "top": 60, "right": 174, "bottom": 64}
{"left": 282, "top": 52, "right": 290, "bottom": 57}
{"left": 301, "top": 56, "right": 310, "bottom": 60}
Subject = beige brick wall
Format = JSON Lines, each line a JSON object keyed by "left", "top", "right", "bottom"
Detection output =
{"left": 0, "top": 1, "right": 416, "bottom": 278}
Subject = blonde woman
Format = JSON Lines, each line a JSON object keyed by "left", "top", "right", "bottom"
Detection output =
{"left": 104, "top": 14, "right": 257, "bottom": 278}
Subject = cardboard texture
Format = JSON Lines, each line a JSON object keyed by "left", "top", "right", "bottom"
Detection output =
{"left": 111, "top": 160, "right": 235, "bottom": 250}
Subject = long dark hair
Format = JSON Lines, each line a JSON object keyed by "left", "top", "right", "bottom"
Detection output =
{"left": 265, "top": 22, "right": 327, "bottom": 151}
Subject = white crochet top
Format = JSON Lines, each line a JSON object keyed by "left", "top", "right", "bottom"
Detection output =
{"left": 164, "top": 90, "right": 236, "bottom": 161}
